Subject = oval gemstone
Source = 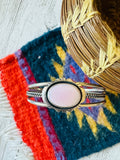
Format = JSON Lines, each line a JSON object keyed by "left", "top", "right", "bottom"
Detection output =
{"left": 46, "top": 82, "right": 81, "bottom": 108}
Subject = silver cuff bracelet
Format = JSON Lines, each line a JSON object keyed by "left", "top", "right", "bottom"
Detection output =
{"left": 27, "top": 79, "right": 106, "bottom": 112}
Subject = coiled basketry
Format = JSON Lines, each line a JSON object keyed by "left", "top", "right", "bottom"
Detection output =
{"left": 61, "top": 0, "right": 120, "bottom": 93}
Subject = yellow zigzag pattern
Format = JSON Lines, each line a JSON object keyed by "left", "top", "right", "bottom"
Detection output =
{"left": 97, "top": 108, "right": 112, "bottom": 131}
{"left": 74, "top": 95, "right": 117, "bottom": 136}
{"left": 67, "top": 95, "right": 117, "bottom": 136}
{"left": 50, "top": 45, "right": 117, "bottom": 136}
{"left": 50, "top": 45, "right": 66, "bottom": 81}
{"left": 74, "top": 108, "right": 84, "bottom": 128}
{"left": 105, "top": 95, "right": 117, "bottom": 114}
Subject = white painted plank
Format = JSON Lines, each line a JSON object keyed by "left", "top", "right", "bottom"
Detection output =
{"left": 0, "top": 0, "right": 62, "bottom": 58}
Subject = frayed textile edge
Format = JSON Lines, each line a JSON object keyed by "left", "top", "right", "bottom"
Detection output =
{"left": 0, "top": 81, "right": 34, "bottom": 160}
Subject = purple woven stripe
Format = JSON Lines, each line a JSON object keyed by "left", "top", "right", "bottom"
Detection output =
{"left": 15, "top": 49, "right": 66, "bottom": 160}
{"left": 80, "top": 107, "right": 100, "bottom": 121}
{"left": 64, "top": 52, "right": 101, "bottom": 121}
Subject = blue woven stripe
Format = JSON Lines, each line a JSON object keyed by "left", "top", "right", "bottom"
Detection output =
{"left": 21, "top": 27, "right": 120, "bottom": 160}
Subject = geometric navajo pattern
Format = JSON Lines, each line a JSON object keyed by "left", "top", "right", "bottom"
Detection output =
{"left": 0, "top": 28, "right": 120, "bottom": 160}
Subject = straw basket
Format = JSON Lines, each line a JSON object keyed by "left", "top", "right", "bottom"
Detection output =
{"left": 61, "top": 0, "right": 120, "bottom": 93}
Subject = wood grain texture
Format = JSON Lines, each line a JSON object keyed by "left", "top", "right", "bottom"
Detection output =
{"left": 0, "top": 0, "right": 62, "bottom": 58}
{"left": 0, "top": 0, "right": 120, "bottom": 160}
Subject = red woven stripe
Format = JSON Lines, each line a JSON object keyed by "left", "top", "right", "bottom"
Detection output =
{"left": 0, "top": 54, "right": 56, "bottom": 160}
{"left": 70, "top": 65, "right": 76, "bottom": 74}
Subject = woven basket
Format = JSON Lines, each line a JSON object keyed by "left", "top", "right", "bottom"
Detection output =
{"left": 61, "top": 0, "right": 120, "bottom": 93}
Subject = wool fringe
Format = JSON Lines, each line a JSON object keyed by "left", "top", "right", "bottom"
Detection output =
{"left": 0, "top": 82, "right": 34, "bottom": 160}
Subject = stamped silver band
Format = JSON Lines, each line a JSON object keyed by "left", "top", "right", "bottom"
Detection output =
{"left": 27, "top": 79, "right": 106, "bottom": 112}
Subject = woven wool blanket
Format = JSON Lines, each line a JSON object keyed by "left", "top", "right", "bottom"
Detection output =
{"left": 0, "top": 28, "right": 120, "bottom": 160}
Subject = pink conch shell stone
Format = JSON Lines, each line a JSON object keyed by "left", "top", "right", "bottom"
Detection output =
{"left": 47, "top": 83, "right": 81, "bottom": 108}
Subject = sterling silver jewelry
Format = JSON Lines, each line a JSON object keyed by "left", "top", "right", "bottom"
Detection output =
{"left": 27, "top": 79, "right": 106, "bottom": 112}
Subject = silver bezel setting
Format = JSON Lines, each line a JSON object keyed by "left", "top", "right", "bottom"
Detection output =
{"left": 27, "top": 79, "right": 106, "bottom": 112}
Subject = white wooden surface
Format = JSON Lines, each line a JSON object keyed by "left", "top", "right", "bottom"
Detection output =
{"left": 0, "top": 0, "right": 120, "bottom": 159}
{"left": 0, "top": 0, "right": 61, "bottom": 58}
